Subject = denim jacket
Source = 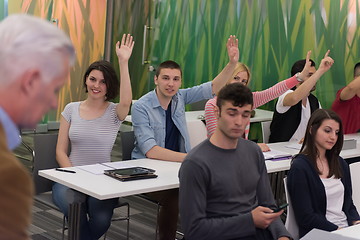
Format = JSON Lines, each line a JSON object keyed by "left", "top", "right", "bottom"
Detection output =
{"left": 131, "top": 82, "right": 213, "bottom": 159}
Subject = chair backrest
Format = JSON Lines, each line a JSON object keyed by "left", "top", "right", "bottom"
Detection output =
{"left": 189, "top": 99, "right": 208, "bottom": 111}
{"left": 349, "top": 162, "right": 360, "bottom": 210}
{"left": 261, "top": 121, "right": 271, "bottom": 144}
{"left": 33, "top": 133, "right": 59, "bottom": 195}
{"left": 283, "top": 177, "right": 299, "bottom": 240}
{"left": 120, "top": 131, "right": 135, "bottom": 160}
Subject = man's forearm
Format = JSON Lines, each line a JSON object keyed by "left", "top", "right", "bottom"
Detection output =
{"left": 146, "top": 145, "right": 186, "bottom": 162}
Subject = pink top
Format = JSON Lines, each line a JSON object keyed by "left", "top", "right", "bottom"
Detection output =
{"left": 205, "top": 76, "right": 298, "bottom": 139}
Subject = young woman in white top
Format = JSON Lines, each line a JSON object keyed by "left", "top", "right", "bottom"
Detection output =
{"left": 287, "top": 109, "right": 360, "bottom": 238}
{"left": 52, "top": 34, "right": 134, "bottom": 240}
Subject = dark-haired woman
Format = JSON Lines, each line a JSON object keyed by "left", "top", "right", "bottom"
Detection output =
{"left": 52, "top": 34, "right": 134, "bottom": 240}
{"left": 287, "top": 109, "right": 360, "bottom": 238}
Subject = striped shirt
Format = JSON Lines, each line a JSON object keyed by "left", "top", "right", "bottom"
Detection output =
{"left": 205, "top": 76, "right": 298, "bottom": 139}
{"left": 62, "top": 101, "right": 122, "bottom": 166}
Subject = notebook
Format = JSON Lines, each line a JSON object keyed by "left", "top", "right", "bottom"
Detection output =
{"left": 263, "top": 149, "right": 292, "bottom": 160}
{"left": 104, "top": 167, "right": 158, "bottom": 181}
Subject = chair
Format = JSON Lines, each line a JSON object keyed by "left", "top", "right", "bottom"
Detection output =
{"left": 120, "top": 130, "right": 135, "bottom": 160}
{"left": 283, "top": 177, "right": 299, "bottom": 240}
{"left": 32, "top": 133, "right": 130, "bottom": 240}
{"left": 120, "top": 131, "right": 161, "bottom": 238}
{"left": 261, "top": 121, "right": 271, "bottom": 144}
{"left": 32, "top": 133, "right": 68, "bottom": 239}
{"left": 120, "top": 130, "right": 184, "bottom": 239}
{"left": 189, "top": 99, "right": 208, "bottom": 111}
{"left": 349, "top": 162, "right": 360, "bottom": 210}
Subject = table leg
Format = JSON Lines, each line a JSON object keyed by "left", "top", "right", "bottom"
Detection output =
{"left": 68, "top": 202, "right": 81, "bottom": 240}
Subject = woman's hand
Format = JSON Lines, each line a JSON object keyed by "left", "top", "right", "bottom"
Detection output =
{"left": 353, "top": 220, "right": 360, "bottom": 225}
{"left": 116, "top": 33, "right": 134, "bottom": 63}
{"left": 258, "top": 143, "right": 270, "bottom": 152}
{"left": 226, "top": 35, "right": 239, "bottom": 64}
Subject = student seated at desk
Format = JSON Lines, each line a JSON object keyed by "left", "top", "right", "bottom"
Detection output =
{"left": 205, "top": 50, "right": 313, "bottom": 152}
{"left": 287, "top": 109, "right": 360, "bottom": 238}
{"left": 52, "top": 34, "right": 134, "bottom": 240}
{"left": 269, "top": 51, "right": 334, "bottom": 143}
{"left": 131, "top": 35, "right": 239, "bottom": 240}
{"left": 179, "top": 83, "right": 291, "bottom": 240}
{"left": 332, "top": 62, "right": 360, "bottom": 134}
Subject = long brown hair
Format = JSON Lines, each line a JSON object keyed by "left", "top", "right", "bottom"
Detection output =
{"left": 300, "top": 109, "right": 344, "bottom": 178}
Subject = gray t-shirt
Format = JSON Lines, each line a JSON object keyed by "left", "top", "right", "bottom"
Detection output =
{"left": 62, "top": 101, "right": 121, "bottom": 166}
{"left": 179, "top": 138, "right": 290, "bottom": 240}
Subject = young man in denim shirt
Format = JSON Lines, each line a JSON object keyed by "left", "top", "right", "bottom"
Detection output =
{"left": 131, "top": 35, "right": 239, "bottom": 240}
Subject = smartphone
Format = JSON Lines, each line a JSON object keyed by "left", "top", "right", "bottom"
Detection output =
{"left": 272, "top": 203, "right": 289, "bottom": 212}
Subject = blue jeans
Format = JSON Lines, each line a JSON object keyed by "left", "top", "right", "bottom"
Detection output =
{"left": 52, "top": 183, "right": 118, "bottom": 240}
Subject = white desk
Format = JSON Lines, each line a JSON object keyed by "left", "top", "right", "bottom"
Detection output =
{"left": 186, "top": 109, "right": 274, "bottom": 148}
{"left": 39, "top": 159, "right": 181, "bottom": 240}
{"left": 39, "top": 156, "right": 293, "bottom": 239}
{"left": 124, "top": 109, "right": 274, "bottom": 149}
{"left": 265, "top": 133, "right": 360, "bottom": 173}
{"left": 39, "top": 159, "right": 181, "bottom": 200}
{"left": 334, "top": 224, "right": 360, "bottom": 239}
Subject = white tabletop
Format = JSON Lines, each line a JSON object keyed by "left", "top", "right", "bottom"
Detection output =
{"left": 264, "top": 133, "right": 360, "bottom": 173}
{"left": 124, "top": 109, "right": 273, "bottom": 123}
{"left": 334, "top": 224, "right": 360, "bottom": 239}
{"left": 39, "top": 159, "right": 181, "bottom": 200}
{"left": 39, "top": 157, "right": 293, "bottom": 201}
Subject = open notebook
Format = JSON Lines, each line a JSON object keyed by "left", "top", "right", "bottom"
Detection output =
{"left": 263, "top": 149, "right": 292, "bottom": 160}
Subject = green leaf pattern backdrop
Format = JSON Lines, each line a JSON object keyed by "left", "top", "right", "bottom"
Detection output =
{"left": 4, "top": 0, "right": 360, "bottom": 139}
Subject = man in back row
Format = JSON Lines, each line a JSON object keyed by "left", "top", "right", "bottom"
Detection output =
{"left": 269, "top": 51, "right": 334, "bottom": 143}
{"left": 131, "top": 36, "right": 239, "bottom": 239}
{"left": 332, "top": 62, "right": 360, "bottom": 134}
{"left": 0, "top": 14, "right": 75, "bottom": 239}
{"left": 179, "top": 83, "right": 290, "bottom": 240}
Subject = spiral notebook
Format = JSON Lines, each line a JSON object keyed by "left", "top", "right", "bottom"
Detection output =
{"left": 104, "top": 167, "right": 158, "bottom": 181}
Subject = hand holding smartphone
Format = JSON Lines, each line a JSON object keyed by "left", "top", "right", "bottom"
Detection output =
{"left": 272, "top": 203, "right": 288, "bottom": 213}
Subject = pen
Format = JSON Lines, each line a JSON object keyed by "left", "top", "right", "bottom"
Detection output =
{"left": 56, "top": 168, "right": 76, "bottom": 173}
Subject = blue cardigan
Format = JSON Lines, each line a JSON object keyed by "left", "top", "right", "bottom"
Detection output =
{"left": 287, "top": 154, "right": 360, "bottom": 238}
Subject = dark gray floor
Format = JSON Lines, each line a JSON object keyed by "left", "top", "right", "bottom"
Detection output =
{"left": 30, "top": 195, "right": 174, "bottom": 240}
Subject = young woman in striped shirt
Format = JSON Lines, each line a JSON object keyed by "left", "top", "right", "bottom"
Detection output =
{"left": 205, "top": 51, "right": 312, "bottom": 152}
{"left": 53, "top": 34, "right": 134, "bottom": 240}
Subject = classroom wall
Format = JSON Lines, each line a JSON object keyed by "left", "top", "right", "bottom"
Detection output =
{"left": 3, "top": 0, "right": 360, "bottom": 121}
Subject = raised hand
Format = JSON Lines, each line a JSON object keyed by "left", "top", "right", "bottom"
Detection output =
{"left": 298, "top": 50, "right": 312, "bottom": 80}
{"left": 227, "top": 35, "right": 239, "bottom": 64}
{"left": 318, "top": 50, "right": 334, "bottom": 73}
{"left": 116, "top": 34, "right": 134, "bottom": 63}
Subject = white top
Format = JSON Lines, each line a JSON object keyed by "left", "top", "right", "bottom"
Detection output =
{"left": 276, "top": 90, "right": 321, "bottom": 142}
{"left": 62, "top": 101, "right": 122, "bottom": 166}
{"left": 321, "top": 176, "right": 348, "bottom": 228}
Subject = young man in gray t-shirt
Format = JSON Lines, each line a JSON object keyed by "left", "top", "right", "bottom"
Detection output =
{"left": 179, "top": 83, "right": 291, "bottom": 240}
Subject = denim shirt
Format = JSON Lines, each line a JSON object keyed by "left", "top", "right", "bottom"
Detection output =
{"left": 131, "top": 81, "right": 213, "bottom": 159}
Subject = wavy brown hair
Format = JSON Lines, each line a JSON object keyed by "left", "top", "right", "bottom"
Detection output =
{"left": 300, "top": 109, "right": 344, "bottom": 178}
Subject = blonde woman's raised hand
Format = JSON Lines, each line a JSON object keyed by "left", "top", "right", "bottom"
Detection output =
{"left": 227, "top": 35, "right": 239, "bottom": 64}
{"left": 116, "top": 33, "right": 134, "bottom": 63}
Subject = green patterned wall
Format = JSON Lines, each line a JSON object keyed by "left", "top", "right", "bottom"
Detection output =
{"left": 147, "top": 0, "right": 360, "bottom": 111}
{"left": 2, "top": 0, "right": 360, "bottom": 122}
